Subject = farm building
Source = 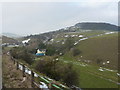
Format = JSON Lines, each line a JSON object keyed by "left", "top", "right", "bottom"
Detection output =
{"left": 36, "top": 49, "right": 46, "bottom": 56}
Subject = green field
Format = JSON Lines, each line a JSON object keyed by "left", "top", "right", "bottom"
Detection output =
{"left": 59, "top": 54, "right": 118, "bottom": 88}
{"left": 57, "top": 32, "right": 118, "bottom": 88}
{"left": 76, "top": 33, "right": 118, "bottom": 69}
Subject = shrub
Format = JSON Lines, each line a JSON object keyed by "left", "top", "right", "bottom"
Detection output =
{"left": 46, "top": 45, "right": 56, "bottom": 56}
{"left": 38, "top": 43, "right": 46, "bottom": 49}
{"left": 64, "top": 37, "right": 74, "bottom": 50}
{"left": 96, "top": 59, "right": 103, "bottom": 65}
{"left": 72, "top": 48, "right": 81, "bottom": 56}
{"left": 10, "top": 47, "right": 34, "bottom": 65}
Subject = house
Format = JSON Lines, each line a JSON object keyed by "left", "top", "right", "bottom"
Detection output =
{"left": 36, "top": 49, "right": 46, "bottom": 56}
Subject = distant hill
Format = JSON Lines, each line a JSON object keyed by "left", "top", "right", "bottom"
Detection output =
{"left": 2, "top": 36, "right": 19, "bottom": 44}
{"left": 75, "top": 22, "right": 118, "bottom": 31}
{"left": 2, "top": 33, "right": 22, "bottom": 38}
{"left": 24, "top": 22, "right": 119, "bottom": 40}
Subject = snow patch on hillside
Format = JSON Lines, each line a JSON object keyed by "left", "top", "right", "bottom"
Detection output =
{"left": 22, "top": 39, "right": 30, "bottom": 44}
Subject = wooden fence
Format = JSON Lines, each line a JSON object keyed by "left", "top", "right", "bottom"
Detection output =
{"left": 10, "top": 55, "right": 70, "bottom": 90}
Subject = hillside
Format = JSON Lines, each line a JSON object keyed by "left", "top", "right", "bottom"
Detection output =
{"left": 23, "top": 26, "right": 118, "bottom": 69}
{"left": 22, "top": 23, "right": 118, "bottom": 68}
{"left": 47, "top": 31, "right": 118, "bottom": 88}
{"left": 2, "top": 53, "right": 31, "bottom": 88}
{"left": 33, "top": 31, "right": 118, "bottom": 88}
{"left": 64, "top": 33, "right": 118, "bottom": 69}
{"left": 2, "top": 33, "right": 22, "bottom": 39}
{"left": 75, "top": 22, "right": 118, "bottom": 31}
{"left": 24, "top": 22, "right": 119, "bottom": 43}
{"left": 2, "top": 36, "right": 19, "bottom": 44}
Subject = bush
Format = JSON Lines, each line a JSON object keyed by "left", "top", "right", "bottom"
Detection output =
{"left": 96, "top": 59, "right": 103, "bottom": 65}
{"left": 72, "top": 48, "right": 81, "bottom": 56}
{"left": 64, "top": 37, "right": 74, "bottom": 50}
{"left": 46, "top": 45, "right": 56, "bottom": 56}
{"left": 10, "top": 47, "right": 34, "bottom": 65}
{"left": 38, "top": 42, "right": 46, "bottom": 49}
{"left": 63, "top": 65, "right": 79, "bottom": 86}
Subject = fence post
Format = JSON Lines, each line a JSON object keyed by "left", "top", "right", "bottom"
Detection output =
{"left": 22, "top": 65, "right": 26, "bottom": 77}
{"left": 118, "top": 75, "right": 120, "bottom": 89}
{"left": 13, "top": 59, "right": 15, "bottom": 64}
{"left": 48, "top": 82, "right": 52, "bottom": 89}
{"left": 10, "top": 56, "right": 12, "bottom": 60}
{"left": 16, "top": 61, "right": 19, "bottom": 70}
{"left": 31, "top": 71, "right": 34, "bottom": 88}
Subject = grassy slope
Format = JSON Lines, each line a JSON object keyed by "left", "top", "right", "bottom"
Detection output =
{"left": 53, "top": 30, "right": 105, "bottom": 42}
{"left": 52, "top": 31, "right": 118, "bottom": 69}
{"left": 58, "top": 33, "right": 118, "bottom": 88}
{"left": 2, "top": 53, "right": 32, "bottom": 88}
{"left": 76, "top": 33, "right": 118, "bottom": 69}
{"left": 59, "top": 55, "right": 118, "bottom": 88}
{"left": 2, "top": 36, "right": 18, "bottom": 44}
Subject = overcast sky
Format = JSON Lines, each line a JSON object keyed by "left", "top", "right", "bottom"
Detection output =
{"left": 1, "top": 0, "right": 119, "bottom": 36}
